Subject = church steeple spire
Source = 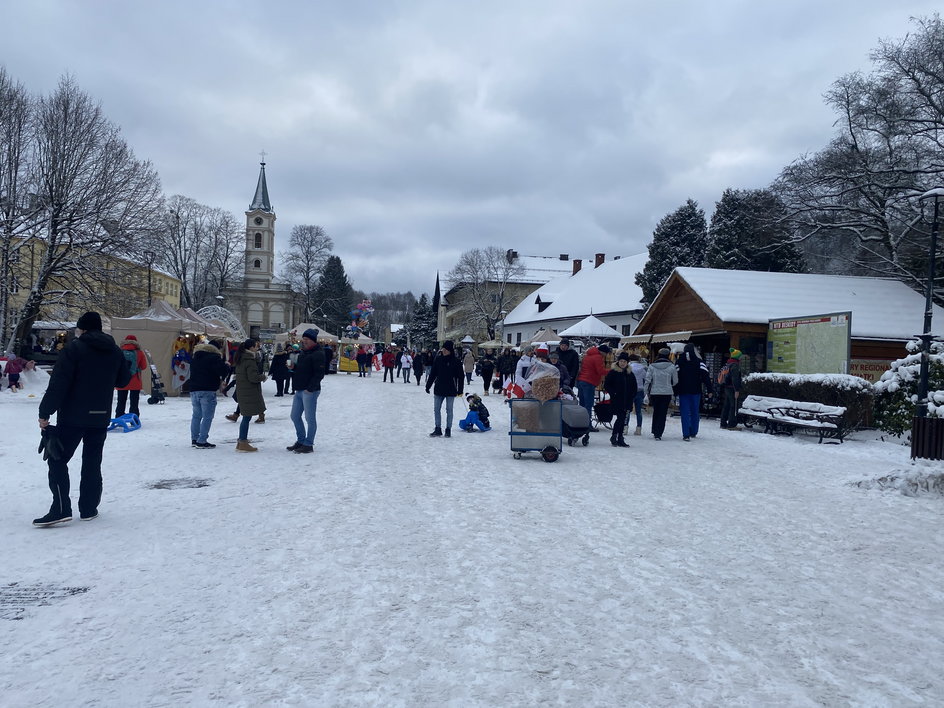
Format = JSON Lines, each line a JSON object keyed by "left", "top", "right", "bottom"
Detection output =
{"left": 249, "top": 156, "right": 272, "bottom": 212}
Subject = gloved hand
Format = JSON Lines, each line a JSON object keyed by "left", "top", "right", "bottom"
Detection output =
{"left": 38, "top": 425, "right": 64, "bottom": 462}
{"left": 425, "top": 388, "right": 431, "bottom": 394}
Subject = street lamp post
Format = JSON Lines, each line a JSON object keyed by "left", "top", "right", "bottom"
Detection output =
{"left": 915, "top": 188, "right": 943, "bottom": 418}
{"left": 143, "top": 250, "right": 155, "bottom": 306}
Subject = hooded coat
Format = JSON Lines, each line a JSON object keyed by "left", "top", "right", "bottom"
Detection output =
{"left": 644, "top": 355, "right": 679, "bottom": 396}
{"left": 188, "top": 342, "right": 230, "bottom": 392}
{"left": 675, "top": 343, "right": 712, "bottom": 395}
{"left": 234, "top": 352, "right": 267, "bottom": 417}
{"left": 117, "top": 338, "right": 148, "bottom": 391}
{"left": 576, "top": 346, "right": 607, "bottom": 387}
{"left": 39, "top": 330, "right": 131, "bottom": 428}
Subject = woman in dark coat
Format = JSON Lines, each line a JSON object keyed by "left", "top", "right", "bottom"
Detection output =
{"left": 234, "top": 338, "right": 267, "bottom": 452}
{"left": 268, "top": 345, "right": 290, "bottom": 397}
{"left": 412, "top": 349, "right": 425, "bottom": 386}
{"left": 603, "top": 352, "right": 637, "bottom": 447}
{"left": 478, "top": 348, "right": 496, "bottom": 395}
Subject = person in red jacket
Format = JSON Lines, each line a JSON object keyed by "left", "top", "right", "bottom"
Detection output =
{"left": 381, "top": 348, "right": 396, "bottom": 383}
{"left": 115, "top": 334, "right": 148, "bottom": 418}
{"left": 576, "top": 344, "right": 610, "bottom": 428}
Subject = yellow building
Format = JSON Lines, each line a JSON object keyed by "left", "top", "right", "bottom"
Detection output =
{"left": 5, "top": 239, "right": 181, "bottom": 335}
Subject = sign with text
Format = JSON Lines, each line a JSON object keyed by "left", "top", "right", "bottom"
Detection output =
{"left": 849, "top": 359, "right": 893, "bottom": 383}
{"left": 767, "top": 312, "right": 851, "bottom": 374}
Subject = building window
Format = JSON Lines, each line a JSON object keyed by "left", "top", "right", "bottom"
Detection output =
{"left": 622, "top": 324, "right": 631, "bottom": 335}
{"left": 253, "top": 259, "right": 262, "bottom": 269}
{"left": 254, "top": 233, "right": 263, "bottom": 249}
{"left": 515, "top": 332, "right": 522, "bottom": 345}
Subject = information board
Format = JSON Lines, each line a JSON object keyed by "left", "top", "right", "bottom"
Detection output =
{"left": 767, "top": 312, "right": 851, "bottom": 374}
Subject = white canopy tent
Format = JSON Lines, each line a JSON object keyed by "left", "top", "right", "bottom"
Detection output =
{"left": 556, "top": 315, "right": 622, "bottom": 339}
{"left": 529, "top": 327, "right": 562, "bottom": 345}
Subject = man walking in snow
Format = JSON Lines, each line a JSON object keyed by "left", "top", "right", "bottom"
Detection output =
{"left": 34, "top": 311, "right": 131, "bottom": 527}
{"left": 287, "top": 328, "right": 325, "bottom": 454}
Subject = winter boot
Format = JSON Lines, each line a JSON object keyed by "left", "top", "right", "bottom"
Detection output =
{"left": 255, "top": 413, "right": 265, "bottom": 424}
{"left": 634, "top": 426, "right": 642, "bottom": 436}
{"left": 236, "top": 439, "right": 258, "bottom": 452}
{"left": 444, "top": 428, "right": 451, "bottom": 438}
{"left": 429, "top": 427, "right": 443, "bottom": 437}
{"left": 610, "top": 434, "right": 619, "bottom": 447}
{"left": 225, "top": 413, "right": 239, "bottom": 422}
{"left": 616, "top": 435, "right": 630, "bottom": 448}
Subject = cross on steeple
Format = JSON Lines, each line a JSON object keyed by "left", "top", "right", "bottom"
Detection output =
{"left": 259, "top": 149, "right": 267, "bottom": 165}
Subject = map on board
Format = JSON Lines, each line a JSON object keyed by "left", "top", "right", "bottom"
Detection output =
{"left": 767, "top": 312, "right": 851, "bottom": 374}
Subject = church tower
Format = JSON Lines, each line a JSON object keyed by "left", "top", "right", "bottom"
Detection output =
{"left": 245, "top": 160, "right": 276, "bottom": 285}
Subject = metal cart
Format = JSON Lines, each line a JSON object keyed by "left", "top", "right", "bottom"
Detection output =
{"left": 509, "top": 398, "right": 562, "bottom": 462}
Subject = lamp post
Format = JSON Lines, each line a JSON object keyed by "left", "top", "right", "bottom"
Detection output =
{"left": 915, "top": 188, "right": 943, "bottom": 418}
{"left": 143, "top": 250, "right": 155, "bottom": 306}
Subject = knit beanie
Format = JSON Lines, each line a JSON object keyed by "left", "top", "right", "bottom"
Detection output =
{"left": 729, "top": 348, "right": 743, "bottom": 360}
{"left": 303, "top": 328, "right": 320, "bottom": 342}
{"left": 617, "top": 352, "right": 630, "bottom": 362}
{"left": 442, "top": 340, "right": 454, "bottom": 353}
{"left": 76, "top": 311, "right": 103, "bottom": 331}
{"left": 658, "top": 347, "right": 671, "bottom": 357}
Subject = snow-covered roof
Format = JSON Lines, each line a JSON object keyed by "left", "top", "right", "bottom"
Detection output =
{"left": 675, "top": 268, "right": 944, "bottom": 340}
{"left": 504, "top": 254, "right": 647, "bottom": 325}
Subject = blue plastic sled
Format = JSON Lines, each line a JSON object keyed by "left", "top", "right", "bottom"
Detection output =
{"left": 107, "top": 413, "right": 141, "bottom": 433}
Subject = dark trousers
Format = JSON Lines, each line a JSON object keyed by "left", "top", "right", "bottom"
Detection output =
{"left": 481, "top": 369, "right": 494, "bottom": 393}
{"left": 383, "top": 366, "right": 395, "bottom": 382}
{"left": 46, "top": 425, "right": 108, "bottom": 517}
{"left": 274, "top": 377, "right": 286, "bottom": 396}
{"left": 649, "top": 395, "right": 672, "bottom": 438}
{"left": 611, "top": 408, "right": 628, "bottom": 441}
{"left": 721, "top": 388, "right": 740, "bottom": 428}
{"left": 115, "top": 389, "right": 140, "bottom": 417}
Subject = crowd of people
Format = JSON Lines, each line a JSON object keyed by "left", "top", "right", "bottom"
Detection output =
{"left": 27, "top": 310, "right": 744, "bottom": 527}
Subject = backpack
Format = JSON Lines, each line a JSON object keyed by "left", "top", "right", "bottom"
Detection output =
{"left": 716, "top": 363, "right": 731, "bottom": 386}
{"left": 123, "top": 348, "right": 140, "bottom": 376}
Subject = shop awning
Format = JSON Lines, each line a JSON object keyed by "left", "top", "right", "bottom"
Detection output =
{"left": 650, "top": 330, "right": 692, "bottom": 343}
{"left": 619, "top": 333, "right": 651, "bottom": 345}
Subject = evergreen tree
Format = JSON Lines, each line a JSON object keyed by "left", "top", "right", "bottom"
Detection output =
{"left": 313, "top": 255, "right": 353, "bottom": 336}
{"left": 634, "top": 199, "right": 707, "bottom": 308}
{"left": 405, "top": 293, "right": 437, "bottom": 349}
{"left": 706, "top": 188, "right": 805, "bottom": 273}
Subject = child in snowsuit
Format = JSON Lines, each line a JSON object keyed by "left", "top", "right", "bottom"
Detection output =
{"left": 458, "top": 393, "right": 491, "bottom": 432}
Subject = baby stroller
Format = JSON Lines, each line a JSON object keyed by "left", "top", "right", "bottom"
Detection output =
{"left": 144, "top": 349, "right": 166, "bottom": 405}
{"left": 561, "top": 386, "right": 591, "bottom": 446}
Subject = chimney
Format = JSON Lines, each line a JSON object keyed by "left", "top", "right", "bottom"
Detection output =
{"left": 594, "top": 253, "right": 605, "bottom": 268}
{"left": 572, "top": 259, "right": 582, "bottom": 275}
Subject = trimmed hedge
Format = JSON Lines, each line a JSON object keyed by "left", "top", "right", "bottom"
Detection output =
{"left": 742, "top": 373, "right": 875, "bottom": 430}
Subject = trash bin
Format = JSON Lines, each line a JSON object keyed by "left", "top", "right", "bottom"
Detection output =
{"left": 911, "top": 416, "right": 944, "bottom": 460}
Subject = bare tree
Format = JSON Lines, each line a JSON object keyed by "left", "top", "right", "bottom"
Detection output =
{"left": 775, "top": 15, "right": 944, "bottom": 292}
{"left": 155, "top": 195, "right": 244, "bottom": 309}
{"left": 446, "top": 246, "right": 526, "bottom": 340}
{"left": 279, "top": 224, "right": 333, "bottom": 318}
{"left": 0, "top": 67, "right": 36, "bottom": 347}
{"left": 6, "top": 75, "right": 163, "bottom": 352}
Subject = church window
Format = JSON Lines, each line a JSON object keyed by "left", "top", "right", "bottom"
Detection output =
{"left": 253, "top": 259, "right": 262, "bottom": 269}
{"left": 254, "top": 233, "right": 263, "bottom": 249}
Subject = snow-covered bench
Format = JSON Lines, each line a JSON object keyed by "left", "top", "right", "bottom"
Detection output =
{"left": 739, "top": 395, "right": 848, "bottom": 444}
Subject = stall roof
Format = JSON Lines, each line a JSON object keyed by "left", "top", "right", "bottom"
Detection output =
{"left": 641, "top": 268, "right": 944, "bottom": 342}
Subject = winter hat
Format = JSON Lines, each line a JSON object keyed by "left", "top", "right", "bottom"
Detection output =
{"left": 535, "top": 346, "right": 549, "bottom": 357}
{"left": 617, "top": 352, "right": 630, "bottom": 362}
{"left": 598, "top": 344, "right": 611, "bottom": 354}
{"left": 302, "top": 328, "right": 320, "bottom": 342}
{"left": 729, "top": 348, "right": 743, "bottom": 360}
{"left": 442, "top": 340, "right": 455, "bottom": 353}
{"left": 124, "top": 334, "right": 137, "bottom": 341}
{"left": 76, "top": 311, "right": 103, "bottom": 331}
{"left": 658, "top": 347, "right": 671, "bottom": 357}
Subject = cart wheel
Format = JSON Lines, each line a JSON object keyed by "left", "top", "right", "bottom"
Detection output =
{"left": 582, "top": 434, "right": 590, "bottom": 446}
{"left": 541, "top": 446, "right": 560, "bottom": 463}
{"left": 567, "top": 437, "right": 575, "bottom": 446}
{"left": 513, "top": 452, "right": 522, "bottom": 459}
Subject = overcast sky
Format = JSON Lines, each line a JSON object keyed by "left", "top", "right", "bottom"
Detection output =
{"left": 3, "top": 1, "right": 939, "bottom": 297}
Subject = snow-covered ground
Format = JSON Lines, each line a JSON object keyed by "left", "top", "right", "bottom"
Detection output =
{"left": 2, "top": 370, "right": 944, "bottom": 707}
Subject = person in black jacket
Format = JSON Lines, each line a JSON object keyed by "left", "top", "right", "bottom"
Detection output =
{"left": 719, "top": 348, "right": 744, "bottom": 430}
{"left": 603, "top": 352, "right": 637, "bottom": 447}
{"left": 188, "top": 340, "right": 230, "bottom": 449}
{"left": 287, "top": 328, "right": 326, "bottom": 454}
{"left": 34, "top": 311, "right": 131, "bottom": 527}
{"left": 268, "top": 345, "right": 290, "bottom": 396}
{"left": 555, "top": 339, "right": 580, "bottom": 388}
{"left": 425, "top": 340, "right": 464, "bottom": 437}
{"left": 477, "top": 348, "right": 496, "bottom": 395}
{"left": 675, "top": 342, "right": 712, "bottom": 440}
